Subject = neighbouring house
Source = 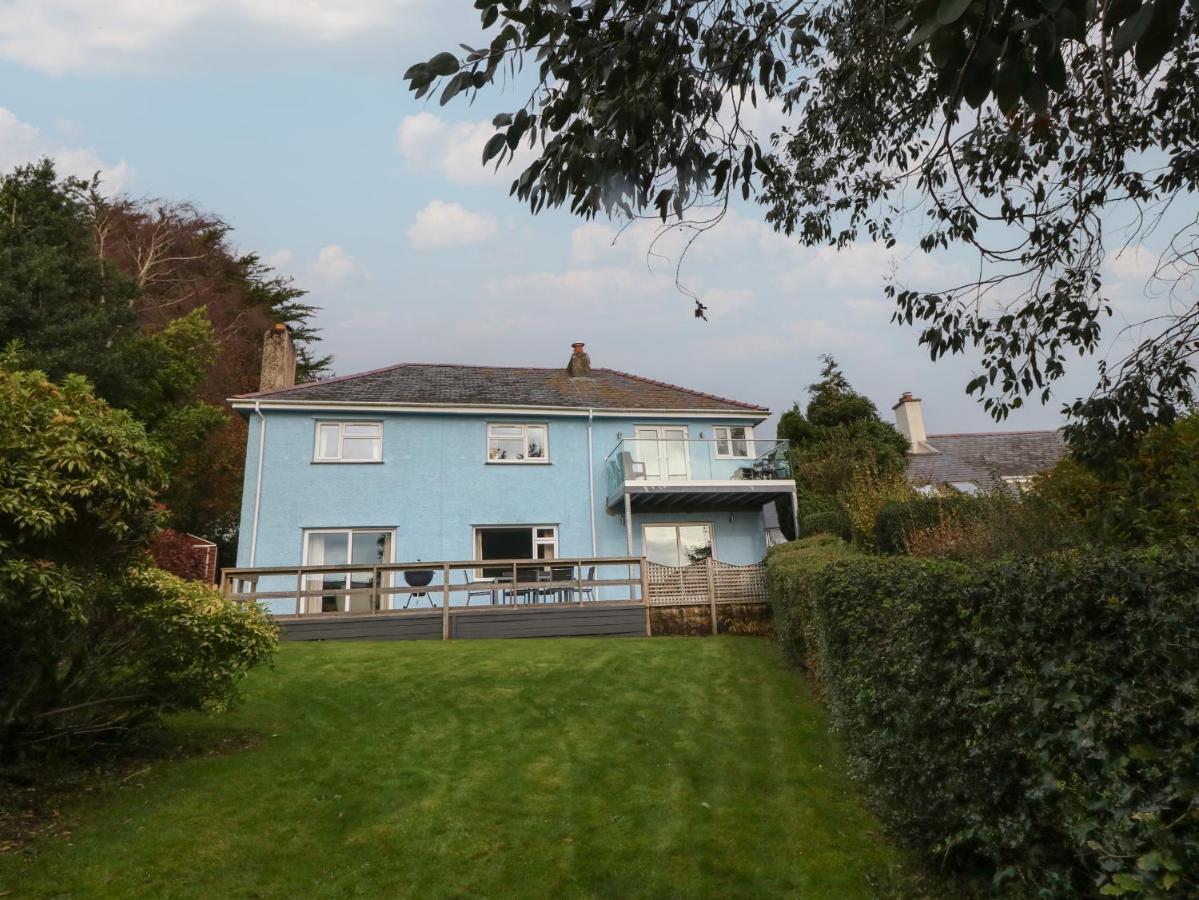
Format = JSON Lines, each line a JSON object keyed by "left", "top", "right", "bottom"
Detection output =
{"left": 891, "top": 392, "right": 1068, "bottom": 494}
{"left": 230, "top": 328, "right": 797, "bottom": 618}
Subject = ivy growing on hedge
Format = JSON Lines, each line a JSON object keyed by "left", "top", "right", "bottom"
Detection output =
{"left": 767, "top": 542, "right": 1199, "bottom": 897}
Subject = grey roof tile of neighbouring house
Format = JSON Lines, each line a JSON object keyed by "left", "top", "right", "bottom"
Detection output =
{"left": 234, "top": 363, "right": 768, "bottom": 413}
{"left": 906, "top": 430, "right": 1067, "bottom": 487}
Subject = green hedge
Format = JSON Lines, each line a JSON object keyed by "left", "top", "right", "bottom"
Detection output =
{"left": 769, "top": 547, "right": 1199, "bottom": 897}
{"left": 766, "top": 536, "right": 860, "bottom": 690}
{"left": 799, "top": 509, "right": 854, "bottom": 542}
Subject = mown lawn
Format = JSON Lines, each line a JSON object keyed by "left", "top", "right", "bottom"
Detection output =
{"left": 1, "top": 638, "right": 922, "bottom": 898}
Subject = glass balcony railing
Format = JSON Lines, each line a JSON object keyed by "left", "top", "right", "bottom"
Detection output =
{"left": 604, "top": 438, "right": 791, "bottom": 506}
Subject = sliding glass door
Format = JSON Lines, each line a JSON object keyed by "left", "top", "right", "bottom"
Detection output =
{"left": 643, "top": 523, "right": 714, "bottom": 567}
{"left": 302, "top": 529, "right": 394, "bottom": 613}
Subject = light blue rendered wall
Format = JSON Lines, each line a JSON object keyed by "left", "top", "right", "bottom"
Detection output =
{"left": 235, "top": 410, "right": 771, "bottom": 592}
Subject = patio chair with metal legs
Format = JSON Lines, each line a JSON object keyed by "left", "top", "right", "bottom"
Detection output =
{"left": 462, "top": 570, "right": 496, "bottom": 606}
{"left": 515, "top": 567, "right": 540, "bottom": 605}
{"left": 539, "top": 565, "right": 573, "bottom": 603}
{"left": 559, "top": 566, "right": 595, "bottom": 603}
{"left": 579, "top": 566, "right": 596, "bottom": 603}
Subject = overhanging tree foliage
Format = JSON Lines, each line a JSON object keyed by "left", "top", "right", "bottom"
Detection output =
{"left": 0, "top": 161, "right": 331, "bottom": 554}
{"left": 406, "top": 0, "right": 1199, "bottom": 460}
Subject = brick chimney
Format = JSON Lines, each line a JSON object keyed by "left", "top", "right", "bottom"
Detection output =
{"left": 892, "top": 392, "right": 935, "bottom": 454}
{"left": 260, "top": 323, "right": 296, "bottom": 392}
{"left": 566, "top": 341, "right": 591, "bottom": 378}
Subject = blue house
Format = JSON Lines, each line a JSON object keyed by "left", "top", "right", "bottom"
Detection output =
{"left": 229, "top": 331, "right": 796, "bottom": 620}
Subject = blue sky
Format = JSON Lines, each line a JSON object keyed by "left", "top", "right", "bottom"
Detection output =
{"left": 0, "top": 0, "right": 1169, "bottom": 435}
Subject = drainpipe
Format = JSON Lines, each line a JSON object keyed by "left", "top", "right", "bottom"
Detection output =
{"left": 249, "top": 400, "right": 267, "bottom": 566}
{"left": 624, "top": 493, "right": 633, "bottom": 556}
{"left": 587, "top": 408, "right": 597, "bottom": 556}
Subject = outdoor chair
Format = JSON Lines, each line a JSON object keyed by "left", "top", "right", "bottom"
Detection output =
{"left": 540, "top": 565, "right": 574, "bottom": 603}
{"left": 620, "top": 451, "right": 647, "bottom": 480}
{"left": 462, "top": 570, "right": 496, "bottom": 606}
{"left": 515, "top": 567, "right": 541, "bottom": 604}
{"left": 560, "top": 566, "right": 596, "bottom": 603}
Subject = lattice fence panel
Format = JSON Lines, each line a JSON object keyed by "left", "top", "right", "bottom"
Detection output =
{"left": 712, "top": 561, "right": 768, "bottom": 604}
{"left": 646, "top": 561, "right": 710, "bottom": 606}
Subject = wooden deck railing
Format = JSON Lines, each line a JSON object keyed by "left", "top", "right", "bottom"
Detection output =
{"left": 220, "top": 555, "right": 769, "bottom": 639}
{"left": 220, "top": 556, "right": 648, "bottom": 621}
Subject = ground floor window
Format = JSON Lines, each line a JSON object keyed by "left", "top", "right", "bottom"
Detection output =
{"left": 302, "top": 528, "right": 394, "bottom": 613}
{"left": 643, "top": 523, "right": 714, "bottom": 567}
{"left": 474, "top": 525, "right": 558, "bottom": 577}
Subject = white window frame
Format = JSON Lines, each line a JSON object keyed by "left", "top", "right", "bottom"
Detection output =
{"left": 485, "top": 422, "right": 550, "bottom": 464}
{"left": 632, "top": 424, "right": 692, "bottom": 480}
{"left": 300, "top": 527, "right": 397, "bottom": 613}
{"left": 1002, "top": 475, "right": 1034, "bottom": 492}
{"left": 472, "top": 525, "right": 559, "bottom": 577}
{"left": 712, "top": 425, "right": 755, "bottom": 459}
{"left": 641, "top": 521, "right": 717, "bottom": 567}
{"left": 313, "top": 420, "right": 383, "bottom": 463}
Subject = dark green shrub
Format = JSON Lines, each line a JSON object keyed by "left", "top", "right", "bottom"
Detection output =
{"left": 768, "top": 547, "right": 1199, "bottom": 896}
{"left": 799, "top": 509, "right": 853, "bottom": 541}
{"left": 0, "top": 360, "right": 277, "bottom": 759}
{"left": 874, "top": 494, "right": 978, "bottom": 554}
{"left": 766, "top": 536, "right": 860, "bottom": 691}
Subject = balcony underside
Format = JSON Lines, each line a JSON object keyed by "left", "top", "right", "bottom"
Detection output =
{"left": 608, "top": 480, "right": 794, "bottom": 512}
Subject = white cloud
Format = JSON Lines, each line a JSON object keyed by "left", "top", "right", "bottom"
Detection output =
{"left": 699, "top": 287, "right": 756, "bottom": 321}
{"left": 485, "top": 266, "right": 671, "bottom": 310}
{"left": 406, "top": 199, "right": 498, "bottom": 250}
{"left": 396, "top": 112, "right": 535, "bottom": 187}
{"left": 263, "top": 248, "right": 296, "bottom": 270}
{"left": 570, "top": 222, "right": 619, "bottom": 265}
{"left": 238, "top": 0, "right": 400, "bottom": 39}
{"left": 727, "top": 90, "right": 790, "bottom": 140}
{"left": 845, "top": 297, "right": 892, "bottom": 319}
{"left": 1104, "top": 245, "right": 1159, "bottom": 283}
{"left": 306, "top": 244, "right": 368, "bottom": 286}
{"left": 0, "top": 107, "right": 133, "bottom": 191}
{"left": 772, "top": 241, "right": 969, "bottom": 295}
{"left": 0, "top": 0, "right": 419, "bottom": 73}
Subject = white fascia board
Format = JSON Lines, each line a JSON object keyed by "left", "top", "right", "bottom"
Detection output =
{"left": 227, "top": 399, "right": 769, "bottom": 421}
{"left": 623, "top": 479, "right": 795, "bottom": 489}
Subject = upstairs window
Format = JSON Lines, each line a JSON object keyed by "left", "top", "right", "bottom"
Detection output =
{"left": 314, "top": 421, "right": 383, "bottom": 462}
{"left": 713, "top": 425, "right": 753, "bottom": 458}
{"left": 487, "top": 423, "right": 549, "bottom": 463}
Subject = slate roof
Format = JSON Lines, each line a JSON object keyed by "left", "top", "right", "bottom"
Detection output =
{"left": 906, "top": 430, "right": 1067, "bottom": 488}
{"left": 234, "top": 363, "right": 767, "bottom": 413}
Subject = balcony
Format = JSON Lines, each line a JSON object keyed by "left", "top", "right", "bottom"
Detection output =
{"left": 604, "top": 437, "right": 794, "bottom": 512}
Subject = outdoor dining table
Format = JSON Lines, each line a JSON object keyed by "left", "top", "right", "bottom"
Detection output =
{"left": 491, "top": 566, "right": 574, "bottom": 605}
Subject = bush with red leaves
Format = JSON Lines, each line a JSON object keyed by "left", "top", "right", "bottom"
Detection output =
{"left": 148, "top": 528, "right": 216, "bottom": 583}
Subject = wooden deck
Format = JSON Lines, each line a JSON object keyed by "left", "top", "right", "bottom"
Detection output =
{"left": 278, "top": 603, "right": 648, "bottom": 642}
{"left": 221, "top": 555, "right": 768, "bottom": 642}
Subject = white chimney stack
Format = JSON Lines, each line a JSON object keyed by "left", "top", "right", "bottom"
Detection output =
{"left": 892, "top": 392, "right": 934, "bottom": 454}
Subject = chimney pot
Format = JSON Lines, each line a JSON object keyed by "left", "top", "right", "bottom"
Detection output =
{"left": 566, "top": 341, "right": 592, "bottom": 378}
{"left": 259, "top": 324, "right": 297, "bottom": 392}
